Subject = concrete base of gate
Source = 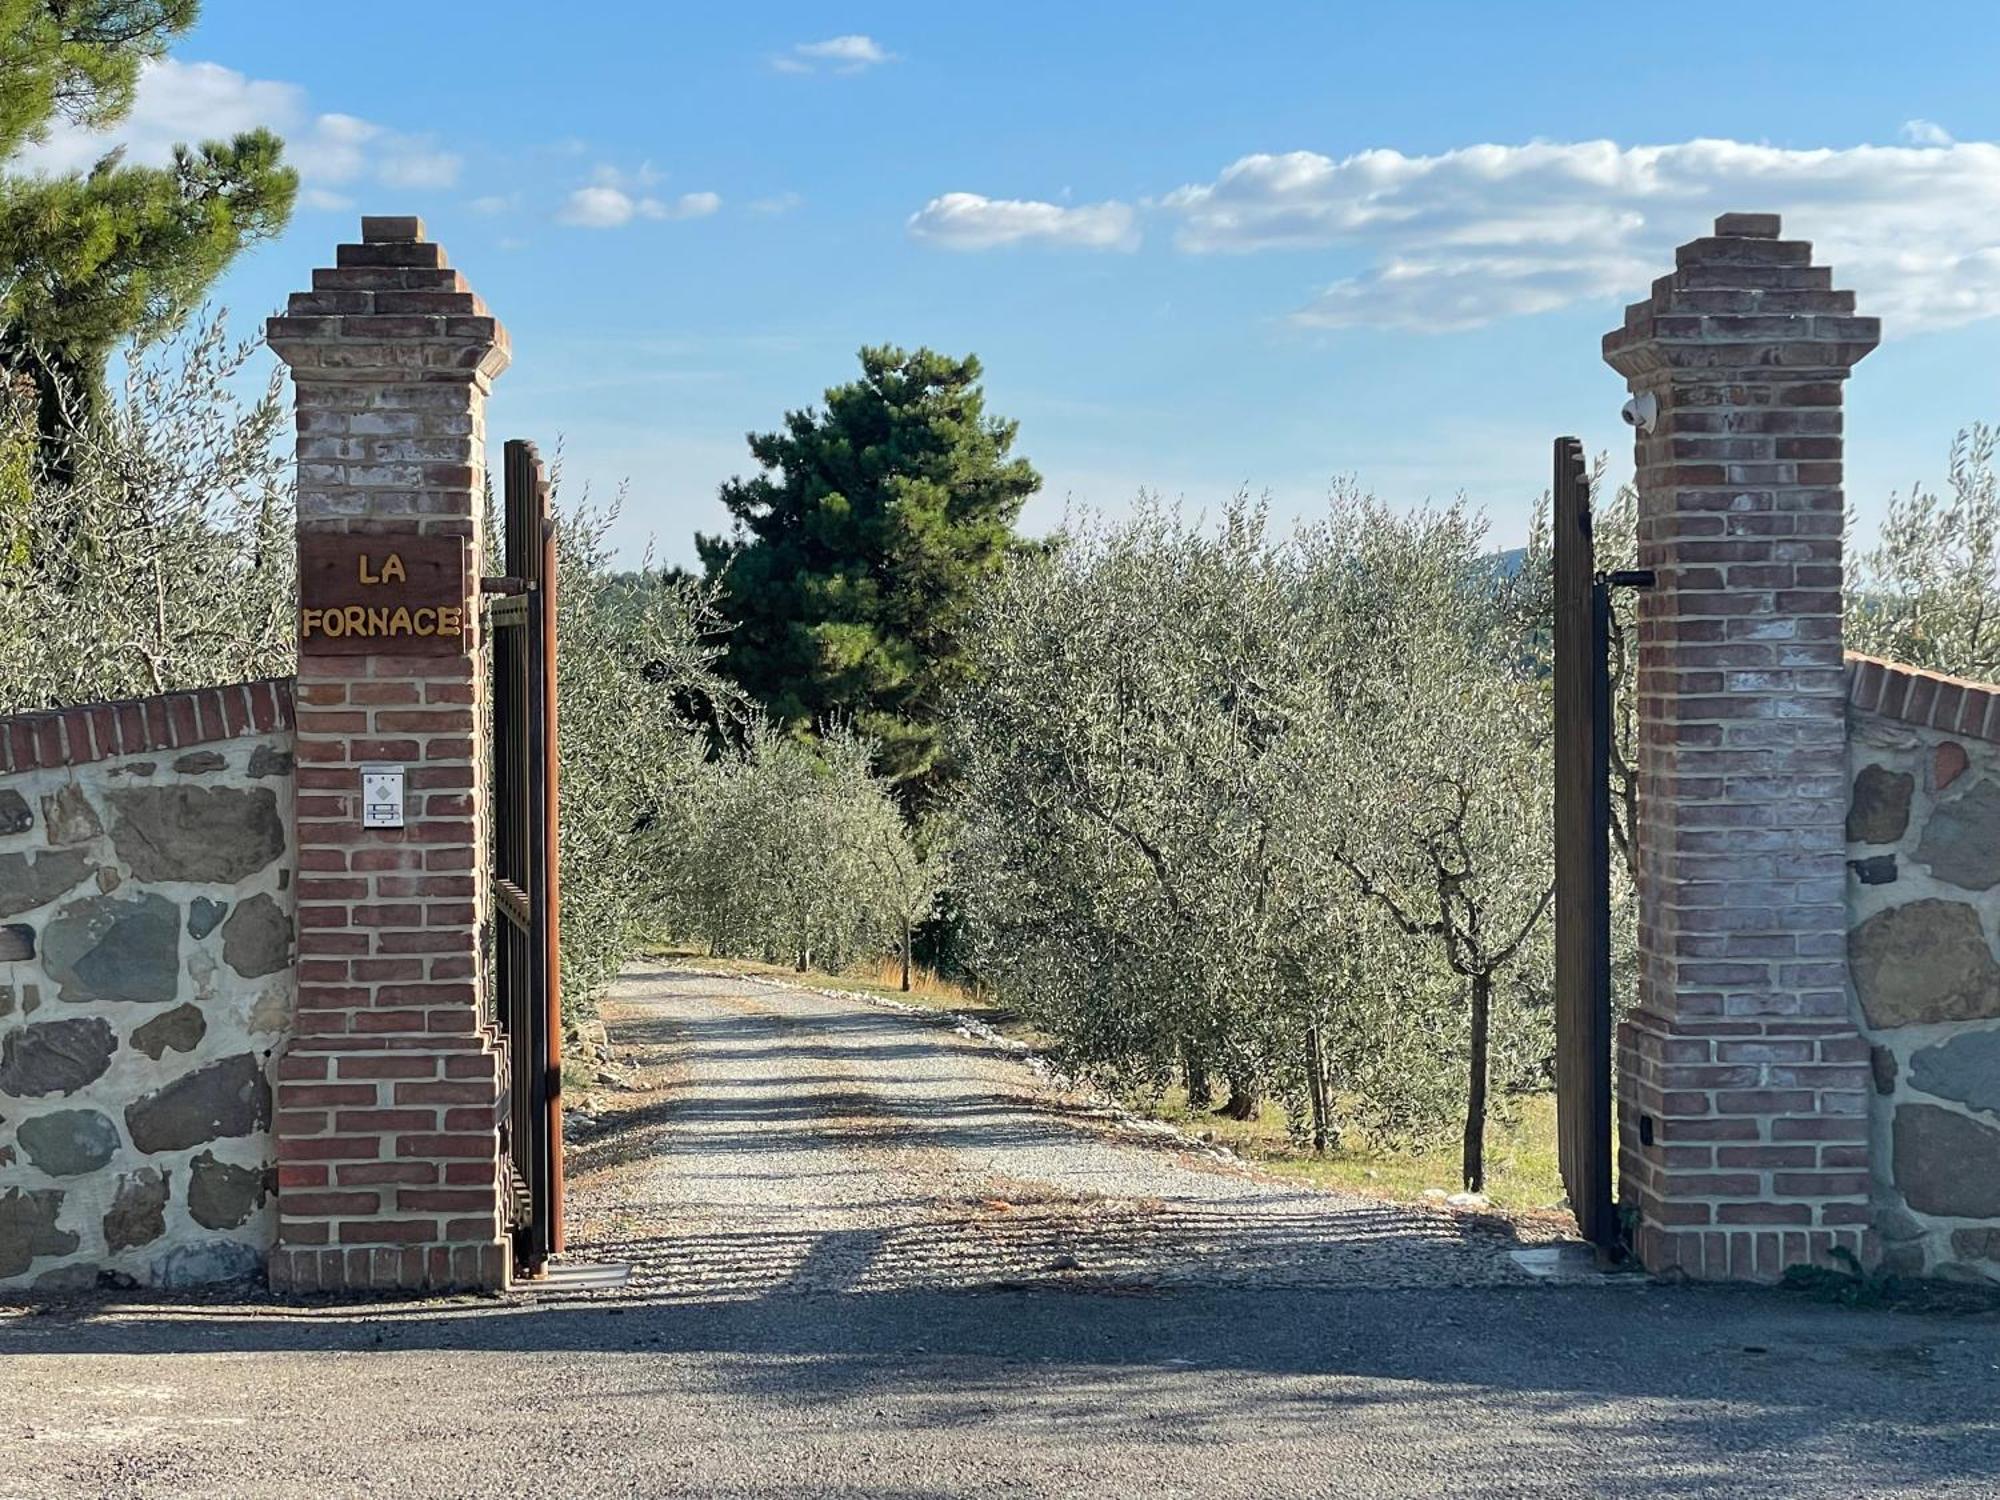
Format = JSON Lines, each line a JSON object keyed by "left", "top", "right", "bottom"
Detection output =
{"left": 1509, "top": 1244, "right": 1639, "bottom": 1286}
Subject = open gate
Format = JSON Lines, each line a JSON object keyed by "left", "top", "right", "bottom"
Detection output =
{"left": 1551, "top": 436, "right": 1621, "bottom": 1257}
{"left": 487, "top": 438, "right": 564, "bottom": 1276}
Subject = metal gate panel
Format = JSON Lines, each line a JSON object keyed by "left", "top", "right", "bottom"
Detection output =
{"left": 488, "top": 438, "right": 563, "bottom": 1275}
{"left": 1551, "top": 435, "right": 1619, "bottom": 1255}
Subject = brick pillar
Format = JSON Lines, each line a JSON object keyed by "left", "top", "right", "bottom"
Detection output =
{"left": 1604, "top": 213, "right": 1880, "bottom": 1280}
{"left": 264, "top": 217, "right": 513, "bottom": 1293}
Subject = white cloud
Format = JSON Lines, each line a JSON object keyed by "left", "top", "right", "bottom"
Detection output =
{"left": 1153, "top": 139, "right": 2000, "bottom": 333}
{"left": 559, "top": 185, "right": 645, "bottom": 228}
{"left": 16, "top": 58, "right": 461, "bottom": 200}
{"left": 668, "top": 191, "right": 721, "bottom": 220}
{"left": 773, "top": 35, "right": 894, "bottom": 74}
{"left": 1903, "top": 119, "right": 1954, "bottom": 147}
{"left": 907, "top": 192, "right": 1139, "bottom": 251}
{"left": 558, "top": 179, "right": 720, "bottom": 229}
{"left": 749, "top": 192, "right": 804, "bottom": 216}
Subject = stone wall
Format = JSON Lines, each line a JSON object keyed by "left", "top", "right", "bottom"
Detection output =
{"left": 1845, "top": 655, "right": 2000, "bottom": 1281}
{"left": 0, "top": 680, "right": 296, "bottom": 1293}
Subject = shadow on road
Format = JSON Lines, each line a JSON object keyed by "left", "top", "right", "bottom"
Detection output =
{"left": 4, "top": 1277, "right": 1997, "bottom": 1498}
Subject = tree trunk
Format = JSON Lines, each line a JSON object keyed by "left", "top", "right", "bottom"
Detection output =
{"left": 1463, "top": 972, "right": 1492, "bottom": 1192}
{"left": 1219, "top": 1079, "right": 1261, "bottom": 1121}
{"left": 795, "top": 944, "right": 809, "bottom": 973}
{"left": 1305, "top": 1025, "right": 1330, "bottom": 1155}
{"left": 901, "top": 914, "right": 912, "bottom": 992}
{"left": 1183, "top": 1047, "right": 1214, "bottom": 1110}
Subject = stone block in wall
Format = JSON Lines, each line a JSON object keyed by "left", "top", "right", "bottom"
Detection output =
{"left": 0, "top": 681, "right": 298, "bottom": 1293}
{"left": 1894, "top": 1105, "right": 2000, "bottom": 1218}
{"left": 1914, "top": 776, "right": 2000, "bottom": 890}
{"left": 1907, "top": 1031, "right": 2000, "bottom": 1114}
{"left": 1848, "top": 898, "right": 2000, "bottom": 1028}
{"left": 1846, "top": 764, "right": 1912, "bottom": 844}
{"left": 107, "top": 785, "right": 286, "bottom": 885}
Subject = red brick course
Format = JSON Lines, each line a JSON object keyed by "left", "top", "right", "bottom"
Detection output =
{"left": 0, "top": 678, "right": 294, "bottom": 773}
{"left": 1845, "top": 653, "right": 2000, "bottom": 741}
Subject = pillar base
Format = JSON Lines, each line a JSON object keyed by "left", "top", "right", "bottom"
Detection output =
{"left": 1619, "top": 1010, "right": 1875, "bottom": 1281}
{"left": 269, "top": 1240, "right": 509, "bottom": 1295}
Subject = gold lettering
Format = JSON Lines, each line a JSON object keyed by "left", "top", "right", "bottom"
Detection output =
{"left": 358, "top": 552, "right": 406, "bottom": 586}
{"left": 436, "top": 606, "right": 462, "bottom": 638}
{"left": 389, "top": 606, "right": 413, "bottom": 635}
{"left": 367, "top": 607, "right": 389, "bottom": 635}
{"left": 343, "top": 606, "right": 367, "bottom": 636}
{"left": 301, "top": 608, "right": 324, "bottom": 638}
{"left": 412, "top": 607, "right": 437, "bottom": 636}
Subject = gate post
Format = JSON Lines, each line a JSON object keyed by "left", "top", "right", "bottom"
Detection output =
{"left": 264, "top": 217, "right": 513, "bottom": 1292}
{"left": 1604, "top": 214, "right": 1879, "bottom": 1279}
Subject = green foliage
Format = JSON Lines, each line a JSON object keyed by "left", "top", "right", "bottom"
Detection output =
{"left": 0, "top": 310, "right": 293, "bottom": 713}
{"left": 698, "top": 345, "right": 1040, "bottom": 811}
{"left": 950, "top": 491, "right": 1556, "bottom": 1163}
{"left": 556, "top": 496, "right": 936, "bottom": 1016}
{"left": 1848, "top": 425, "right": 2000, "bottom": 678}
{"left": 1, "top": 133, "right": 296, "bottom": 412}
{"left": 666, "top": 725, "right": 925, "bottom": 973}
{"left": 0, "top": 2, "right": 194, "bottom": 160}
{"left": 0, "top": 3, "right": 296, "bottom": 449}
{"left": 552, "top": 500, "right": 750, "bottom": 1018}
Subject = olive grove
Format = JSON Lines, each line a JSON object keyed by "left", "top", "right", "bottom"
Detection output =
{"left": 949, "top": 493, "right": 1558, "bottom": 1184}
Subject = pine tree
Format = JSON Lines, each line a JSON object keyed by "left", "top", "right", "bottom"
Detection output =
{"left": 0, "top": 3, "right": 297, "bottom": 453}
{"left": 697, "top": 345, "right": 1040, "bottom": 812}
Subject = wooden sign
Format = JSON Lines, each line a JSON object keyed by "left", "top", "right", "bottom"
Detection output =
{"left": 299, "top": 534, "right": 469, "bottom": 656}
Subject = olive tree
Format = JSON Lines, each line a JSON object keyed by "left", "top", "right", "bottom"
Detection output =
{"left": 0, "top": 310, "right": 293, "bottom": 714}
{"left": 1848, "top": 425, "right": 2000, "bottom": 677}
{"left": 1301, "top": 615, "right": 1556, "bottom": 1192}
{"left": 666, "top": 721, "right": 927, "bottom": 975}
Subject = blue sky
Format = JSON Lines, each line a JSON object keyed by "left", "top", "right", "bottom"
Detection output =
{"left": 30, "top": 2, "right": 2000, "bottom": 563}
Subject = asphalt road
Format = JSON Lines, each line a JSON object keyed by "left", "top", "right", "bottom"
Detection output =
{"left": 4, "top": 965, "right": 1997, "bottom": 1499}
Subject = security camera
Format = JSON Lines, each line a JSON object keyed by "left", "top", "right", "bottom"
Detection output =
{"left": 1621, "top": 392, "right": 1659, "bottom": 433}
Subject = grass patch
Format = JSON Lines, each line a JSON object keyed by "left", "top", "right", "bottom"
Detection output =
{"left": 648, "top": 945, "right": 1568, "bottom": 1217}
{"left": 1138, "top": 1086, "right": 1565, "bottom": 1216}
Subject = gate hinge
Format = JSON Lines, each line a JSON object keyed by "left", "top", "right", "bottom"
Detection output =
{"left": 546, "top": 1064, "right": 563, "bottom": 1101}
{"left": 1604, "top": 569, "right": 1657, "bottom": 590}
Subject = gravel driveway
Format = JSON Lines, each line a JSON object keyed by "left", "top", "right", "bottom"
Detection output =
{"left": 561, "top": 965, "right": 1553, "bottom": 1299}
{"left": 4, "top": 963, "right": 1998, "bottom": 1499}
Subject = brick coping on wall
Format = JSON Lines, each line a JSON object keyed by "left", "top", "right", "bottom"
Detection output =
{"left": 1846, "top": 653, "right": 2000, "bottom": 743}
{"left": 0, "top": 678, "right": 296, "bottom": 774}
{"left": 1, "top": 658, "right": 1964, "bottom": 780}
